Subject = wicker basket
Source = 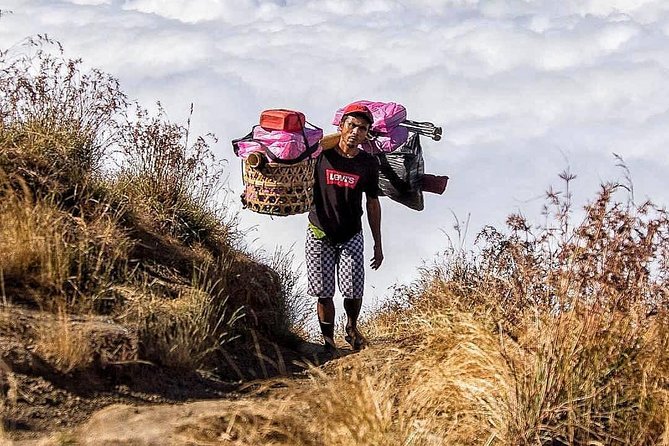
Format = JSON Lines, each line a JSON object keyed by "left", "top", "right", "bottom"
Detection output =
{"left": 241, "top": 158, "right": 316, "bottom": 216}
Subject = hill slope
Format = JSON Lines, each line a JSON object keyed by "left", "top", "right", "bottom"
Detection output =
{"left": 3, "top": 37, "right": 669, "bottom": 446}
{"left": 0, "top": 37, "right": 313, "bottom": 441}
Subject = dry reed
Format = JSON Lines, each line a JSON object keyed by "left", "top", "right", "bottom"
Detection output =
{"left": 33, "top": 310, "right": 93, "bottom": 373}
{"left": 190, "top": 171, "right": 669, "bottom": 445}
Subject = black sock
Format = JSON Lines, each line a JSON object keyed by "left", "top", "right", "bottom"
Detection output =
{"left": 319, "top": 321, "right": 334, "bottom": 343}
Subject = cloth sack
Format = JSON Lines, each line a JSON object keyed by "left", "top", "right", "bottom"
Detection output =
{"left": 233, "top": 124, "right": 323, "bottom": 164}
{"left": 332, "top": 100, "right": 407, "bottom": 133}
{"left": 376, "top": 133, "right": 425, "bottom": 211}
{"left": 332, "top": 100, "right": 409, "bottom": 153}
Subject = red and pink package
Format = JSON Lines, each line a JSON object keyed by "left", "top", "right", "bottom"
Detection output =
{"left": 332, "top": 100, "right": 408, "bottom": 153}
{"left": 233, "top": 125, "right": 323, "bottom": 162}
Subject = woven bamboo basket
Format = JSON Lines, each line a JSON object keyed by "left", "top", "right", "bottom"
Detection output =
{"left": 241, "top": 157, "right": 316, "bottom": 216}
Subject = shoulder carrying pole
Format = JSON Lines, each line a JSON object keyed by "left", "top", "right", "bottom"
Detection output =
{"left": 319, "top": 119, "right": 443, "bottom": 150}
{"left": 398, "top": 120, "right": 442, "bottom": 141}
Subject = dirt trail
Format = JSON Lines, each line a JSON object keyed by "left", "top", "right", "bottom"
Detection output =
{"left": 15, "top": 400, "right": 258, "bottom": 445}
{"left": 4, "top": 328, "right": 359, "bottom": 445}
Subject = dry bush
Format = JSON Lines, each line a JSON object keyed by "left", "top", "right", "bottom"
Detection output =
{"left": 257, "top": 246, "right": 311, "bottom": 339}
{"left": 0, "top": 36, "right": 236, "bottom": 315}
{"left": 112, "top": 103, "right": 235, "bottom": 255}
{"left": 0, "top": 36, "right": 126, "bottom": 199}
{"left": 209, "top": 171, "right": 669, "bottom": 445}
{"left": 361, "top": 170, "right": 669, "bottom": 445}
{"left": 0, "top": 37, "right": 133, "bottom": 312}
{"left": 0, "top": 33, "right": 312, "bottom": 393}
{"left": 0, "top": 178, "right": 71, "bottom": 295}
{"left": 503, "top": 309, "right": 669, "bottom": 445}
{"left": 33, "top": 311, "right": 94, "bottom": 373}
{"left": 0, "top": 358, "right": 17, "bottom": 442}
{"left": 167, "top": 360, "right": 403, "bottom": 446}
{"left": 473, "top": 172, "right": 669, "bottom": 320}
{"left": 122, "top": 265, "right": 244, "bottom": 370}
{"left": 230, "top": 292, "right": 669, "bottom": 445}
{"left": 0, "top": 174, "right": 131, "bottom": 311}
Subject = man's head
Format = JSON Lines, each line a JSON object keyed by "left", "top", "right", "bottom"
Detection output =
{"left": 341, "top": 103, "right": 374, "bottom": 127}
{"left": 339, "top": 103, "right": 374, "bottom": 149}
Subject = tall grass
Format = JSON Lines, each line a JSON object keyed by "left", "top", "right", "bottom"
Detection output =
{"left": 0, "top": 358, "right": 17, "bottom": 442}
{"left": 0, "top": 36, "right": 126, "bottom": 198}
{"left": 189, "top": 172, "right": 669, "bottom": 445}
{"left": 34, "top": 311, "right": 94, "bottom": 373}
{"left": 112, "top": 103, "right": 234, "bottom": 253}
{"left": 0, "top": 36, "right": 274, "bottom": 375}
{"left": 259, "top": 246, "right": 311, "bottom": 339}
{"left": 119, "top": 263, "right": 245, "bottom": 370}
{"left": 0, "top": 174, "right": 131, "bottom": 310}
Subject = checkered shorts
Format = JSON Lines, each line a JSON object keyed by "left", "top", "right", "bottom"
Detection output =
{"left": 305, "top": 228, "right": 365, "bottom": 299}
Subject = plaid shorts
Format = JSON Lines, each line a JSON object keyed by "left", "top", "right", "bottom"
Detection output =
{"left": 305, "top": 228, "right": 365, "bottom": 299}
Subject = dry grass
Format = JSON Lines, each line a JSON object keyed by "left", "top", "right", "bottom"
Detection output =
{"left": 33, "top": 311, "right": 94, "bottom": 373}
{"left": 0, "top": 36, "right": 269, "bottom": 377}
{"left": 0, "top": 358, "right": 17, "bottom": 443}
{"left": 0, "top": 174, "right": 132, "bottom": 311}
{"left": 111, "top": 102, "right": 234, "bottom": 254}
{"left": 258, "top": 246, "right": 312, "bottom": 339}
{"left": 207, "top": 299, "right": 669, "bottom": 445}
{"left": 0, "top": 179, "right": 71, "bottom": 294}
{"left": 121, "top": 264, "right": 245, "bottom": 370}
{"left": 181, "top": 172, "right": 669, "bottom": 445}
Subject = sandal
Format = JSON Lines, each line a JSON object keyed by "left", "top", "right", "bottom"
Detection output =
{"left": 345, "top": 326, "right": 365, "bottom": 351}
{"left": 322, "top": 337, "right": 339, "bottom": 355}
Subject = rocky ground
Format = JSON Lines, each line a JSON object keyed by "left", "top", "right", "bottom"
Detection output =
{"left": 0, "top": 305, "right": 348, "bottom": 444}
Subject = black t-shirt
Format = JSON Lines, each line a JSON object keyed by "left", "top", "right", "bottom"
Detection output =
{"left": 308, "top": 149, "right": 379, "bottom": 244}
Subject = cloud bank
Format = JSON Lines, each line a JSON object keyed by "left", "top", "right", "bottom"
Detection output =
{"left": 2, "top": 0, "right": 669, "bottom": 310}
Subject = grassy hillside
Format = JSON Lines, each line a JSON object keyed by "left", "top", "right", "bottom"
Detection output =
{"left": 3, "top": 38, "right": 669, "bottom": 445}
{"left": 142, "top": 175, "right": 667, "bottom": 445}
{"left": 0, "top": 36, "right": 301, "bottom": 408}
{"left": 43, "top": 169, "right": 669, "bottom": 445}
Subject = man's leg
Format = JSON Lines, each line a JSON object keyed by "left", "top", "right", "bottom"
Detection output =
{"left": 337, "top": 232, "right": 366, "bottom": 350}
{"left": 305, "top": 228, "right": 337, "bottom": 349}
{"left": 317, "top": 298, "right": 336, "bottom": 349}
{"left": 343, "top": 297, "right": 362, "bottom": 332}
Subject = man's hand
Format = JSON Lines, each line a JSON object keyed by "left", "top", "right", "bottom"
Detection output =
{"left": 370, "top": 244, "right": 384, "bottom": 270}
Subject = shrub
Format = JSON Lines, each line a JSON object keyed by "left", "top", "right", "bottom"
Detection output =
{"left": 365, "top": 169, "right": 669, "bottom": 445}
{"left": 33, "top": 311, "right": 94, "bottom": 373}
{"left": 113, "top": 103, "right": 234, "bottom": 253}
{"left": 0, "top": 36, "right": 126, "bottom": 197}
{"left": 122, "top": 264, "right": 244, "bottom": 370}
{"left": 0, "top": 173, "right": 131, "bottom": 311}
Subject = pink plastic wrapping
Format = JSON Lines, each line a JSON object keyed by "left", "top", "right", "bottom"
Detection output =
{"left": 332, "top": 100, "right": 408, "bottom": 153}
{"left": 235, "top": 126, "right": 323, "bottom": 161}
{"left": 332, "top": 100, "right": 407, "bottom": 134}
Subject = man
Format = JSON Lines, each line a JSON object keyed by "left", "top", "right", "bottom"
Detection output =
{"left": 306, "top": 103, "right": 383, "bottom": 352}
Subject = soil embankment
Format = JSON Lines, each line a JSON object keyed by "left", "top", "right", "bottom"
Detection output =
{"left": 2, "top": 307, "right": 346, "bottom": 444}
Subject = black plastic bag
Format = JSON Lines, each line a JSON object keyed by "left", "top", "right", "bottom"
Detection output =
{"left": 376, "top": 133, "right": 424, "bottom": 211}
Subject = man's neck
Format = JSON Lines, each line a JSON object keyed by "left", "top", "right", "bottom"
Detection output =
{"left": 336, "top": 142, "right": 359, "bottom": 158}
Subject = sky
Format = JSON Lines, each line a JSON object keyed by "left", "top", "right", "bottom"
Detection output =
{"left": 2, "top": 0, "right": 669, "bottom": 315}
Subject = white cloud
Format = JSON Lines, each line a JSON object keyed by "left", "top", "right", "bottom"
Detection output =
{"left": 3, "top": 0, "right": 669, "bottom": 313}
{"left": 66, "top": 0, "right": 111, "bottom": 5}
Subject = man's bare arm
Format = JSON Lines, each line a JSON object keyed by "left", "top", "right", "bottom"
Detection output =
{"left": 366, "top": 197, "right": 383, "bottom": 270}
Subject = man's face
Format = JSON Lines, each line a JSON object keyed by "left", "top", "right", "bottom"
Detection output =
{"left": 339, "top": 115, "right": 371, "bottom": 149}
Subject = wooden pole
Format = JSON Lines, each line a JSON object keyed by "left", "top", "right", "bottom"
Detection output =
{"left": 247, "top": 152, "right": 266, "bottom": 169}
{"left": 319, "top": 132, "right": 341, "bottom": 151}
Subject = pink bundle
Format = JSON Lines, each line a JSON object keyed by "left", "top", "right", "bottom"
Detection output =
{"left": 234, "top": 125, "right": 323, "bottom": 162}
{"left": 332, "top": 100, "right": 408, "bottom": 154}
{"left": 361, "top": 126, "right": 409, "bottom": 154}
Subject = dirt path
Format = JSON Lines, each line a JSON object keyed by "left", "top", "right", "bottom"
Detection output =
{"left": 3, "top": 336, "right": 358, "bottom": 445}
